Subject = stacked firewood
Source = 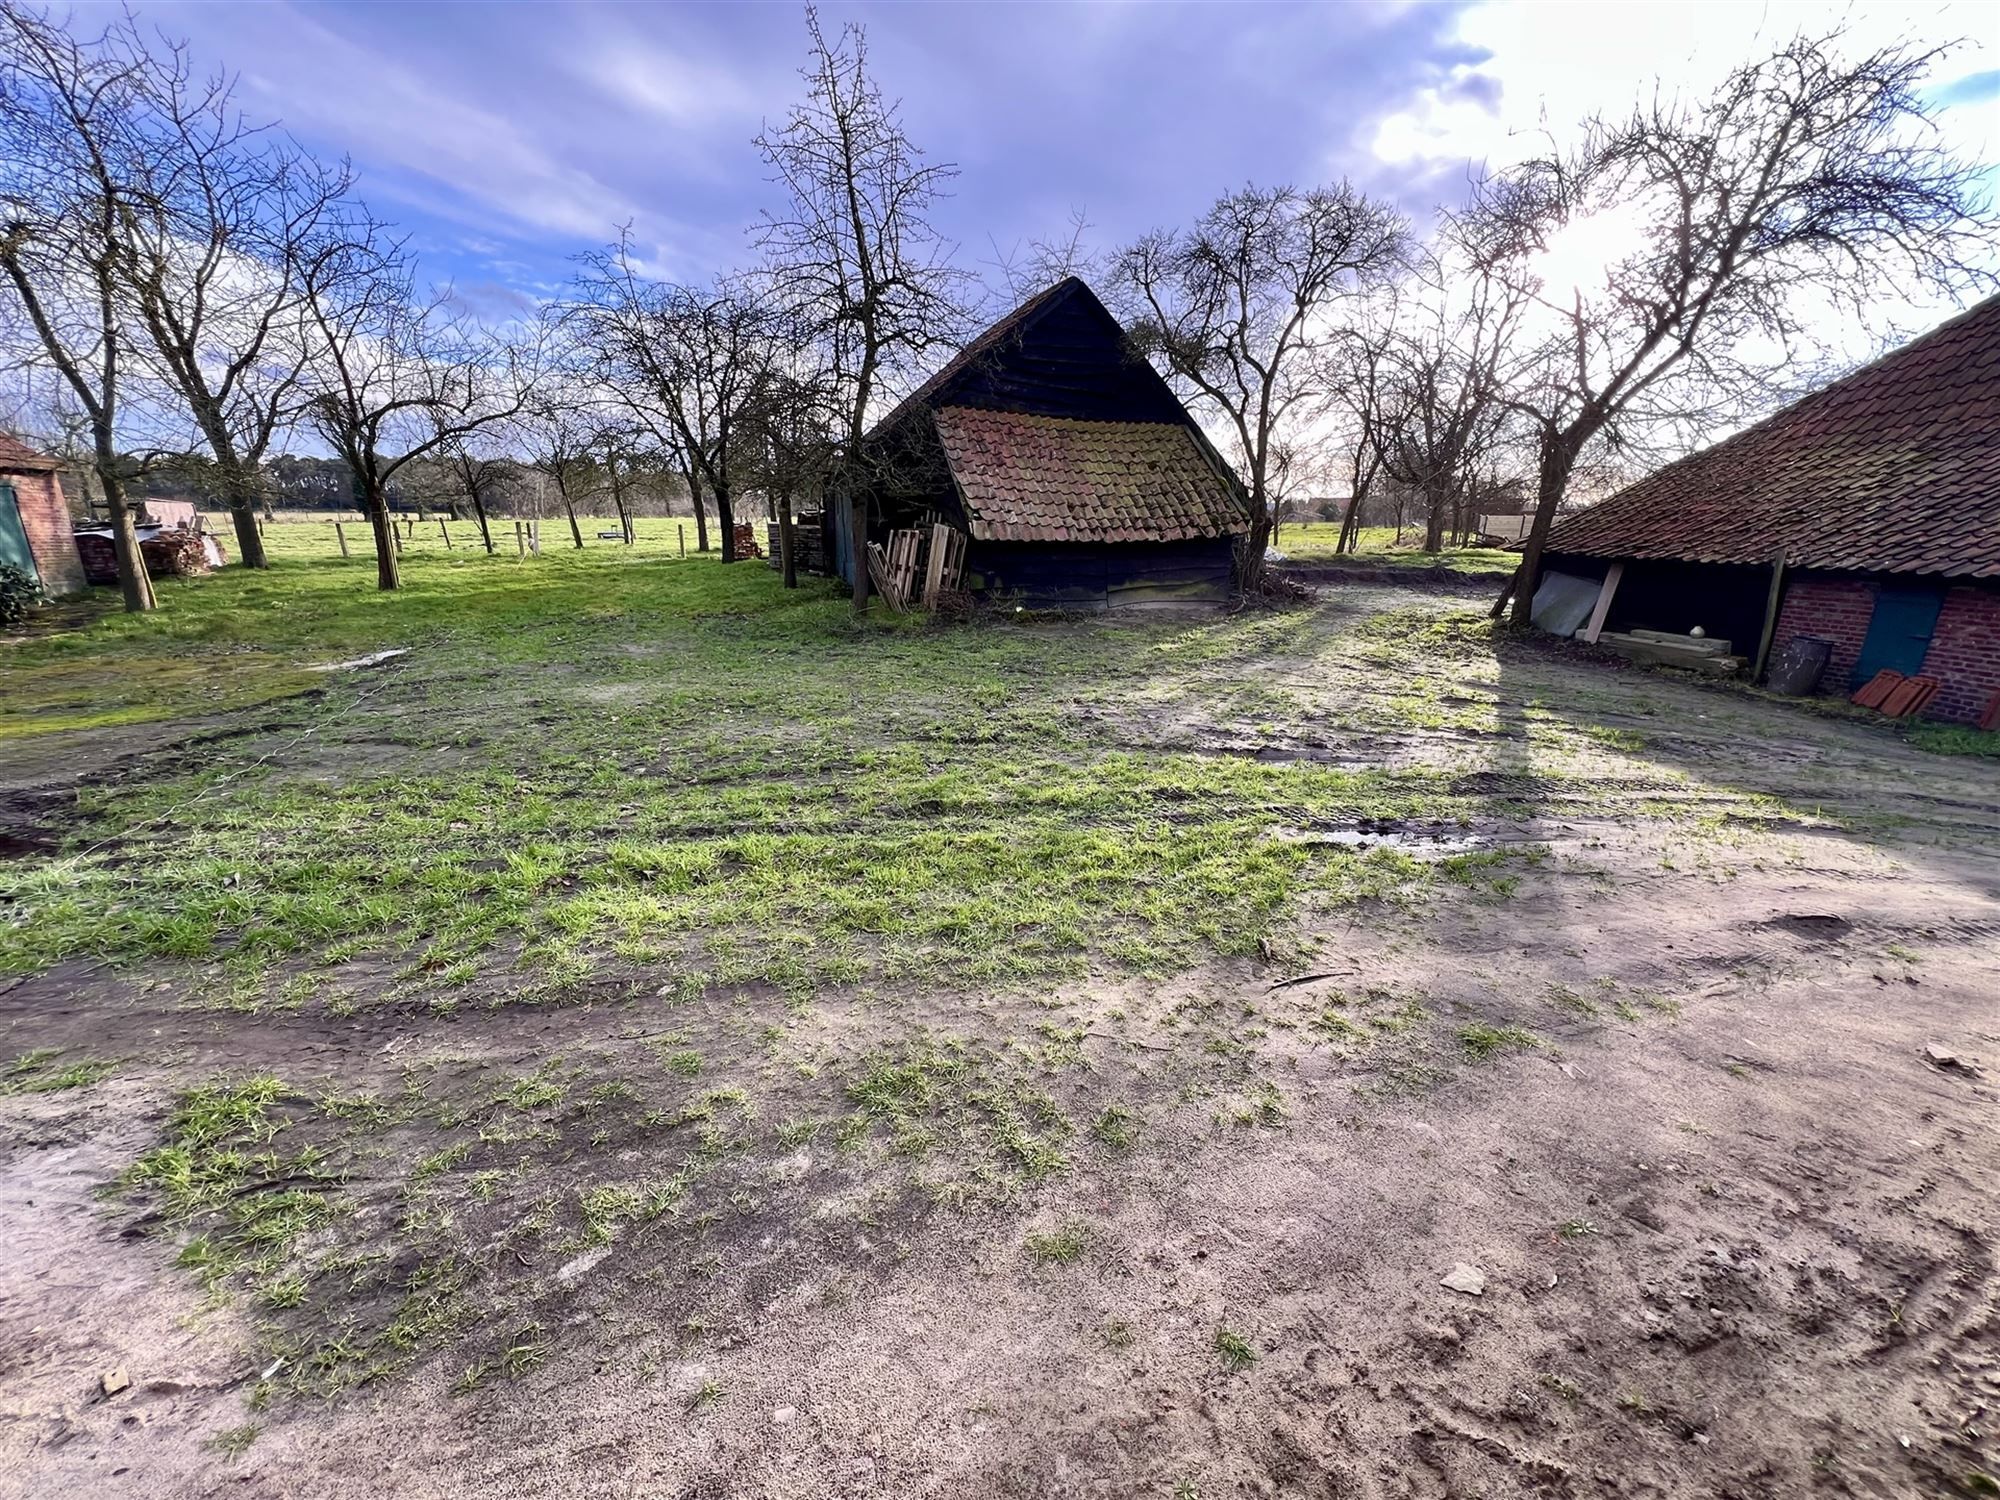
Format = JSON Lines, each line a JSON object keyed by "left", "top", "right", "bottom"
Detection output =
{"left": 74, "top": 524, "right": 216, "bottom": 585}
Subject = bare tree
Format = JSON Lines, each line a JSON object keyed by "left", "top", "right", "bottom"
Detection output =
{"left": 755, "top": 6, "right": 972, "bottom": 608}
{"left": 1369, "top": 257, "right": 1521, "bottom": 552}
{"left": 569, "top": 234, "right": 716, "bottom": 555}
{"left": 591, "top": 417, "right": 645, "bottom": 545}
{"left": 519, "top": 391, "right": 596, "bottom": 551}
{"left": 295, "top": 220, "right": 535, "bottom": 589}
{"left": 1328, "top": 320, "right": 1394, "bottom": 556}
{"left": 1113, "top": 183, "right": 1412, "bottom": 589}
{"left": 1466, "top": 32, "right": 1998, "bottom": 624}
{"left": 436, "top": 433, "right": 507, "bottom": 553}
{"left": 0, "top": 3, "right": 157, "bottom": 609}
{"left": 739, "top": 344, "right": 839, "bottom": 589}
{"left": 106, "top": 25, "right": 350, "bottom": 572}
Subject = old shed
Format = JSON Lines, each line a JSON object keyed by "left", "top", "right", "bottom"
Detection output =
{"left": 0, "top": 433, "right": 83, "bottom": 597}
{"left": 832, "top": 278, "right": 1249, "bottom": 610}
{"left": 1538, "top": 295, "right": 2000, "bottom": 724}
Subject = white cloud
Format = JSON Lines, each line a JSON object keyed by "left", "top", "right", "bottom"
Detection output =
{"left": 1372, "top": 0, "right": 2000, "bottom": 174}
{"left": 216, "top": 6, "right": 641, "bottom": 242}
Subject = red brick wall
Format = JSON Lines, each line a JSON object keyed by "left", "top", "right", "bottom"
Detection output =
{"left": 2, "top": 469, "right": 84, "bottom": 596}
{"left": 1922, "top": 586, "right": 2000, "bottom": 724}
{"left": 1772, "top": 575, "right": 1876, "bottom": 691}
{"left": 1773, "top": 572, "right": 2000, "bottom": 724}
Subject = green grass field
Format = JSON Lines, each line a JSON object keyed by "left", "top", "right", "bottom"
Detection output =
{"left": 3, "top": 523, "right": 1535, "bottom": 1003}
{"left": 1269, "top": 522, "right": 1518, "bottom": 574}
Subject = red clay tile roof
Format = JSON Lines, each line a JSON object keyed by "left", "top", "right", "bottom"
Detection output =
{"left": 934, "top": 406, "right": 1248, "bottom": 543}
{"left": 1543, "top": 294, "right": 2000, "bottom": 579}
{"left": 0, "top": 433, "right": 62, "bottom": 473}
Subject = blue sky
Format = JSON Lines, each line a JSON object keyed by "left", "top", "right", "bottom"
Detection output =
{"left": 116, "top": 1, "right": 2000, "bottom": 324}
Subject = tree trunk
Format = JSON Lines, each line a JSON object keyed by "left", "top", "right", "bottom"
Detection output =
{"left": 1422, "top": 486, "right": 1447, "bottom": 552}
{"left": 1335, "top": 492, "right": 1362, "bottom": 554}
{"left": 216, "top": 460, "right": 269, "bottom": 570}
{"left": 607, "top": 459, "right": 633, "bottom": 544}
{"left": 688, "top": 472, "right": 711, "bottom": 553}
{"left": 849, "top": 494, "right": 868, "bottom": 612}
{"left": 1236, "top": 501, "right": 1272, "bottom": 593}
{"left": 99, "top": 462, "right": 156, "bottom": 613}
{"left": 716, "top": 483, "right": 737, "bottom": 564}
{"left": 1505, "top": 442, "right": 1581, "bottom": 627}
{"left": 557, "top": 482, "right": 583, "bottom": 549}
{"left": 469, "top": 490, "right": 495, "bottom": 554}
{"left": 778, "top": 489, "right": 797, "bottom": 589}
{"left": 364, "top": 482, "right": 401, "bottom": 591}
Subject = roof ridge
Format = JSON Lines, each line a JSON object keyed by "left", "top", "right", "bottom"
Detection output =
{"left": 866, "top": 277, "right": 1091, "bottom": 440}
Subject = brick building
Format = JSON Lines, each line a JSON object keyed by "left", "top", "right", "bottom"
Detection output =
{"left": 0, "top": 433, "right": 84, "bottom": 597}
{"left": 1536, "top": 295, "right": 2000, "bottom": 724}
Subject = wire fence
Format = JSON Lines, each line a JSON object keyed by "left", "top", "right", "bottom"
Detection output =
{"left": 199, "top": 513, "right": 721, "bottom": 563}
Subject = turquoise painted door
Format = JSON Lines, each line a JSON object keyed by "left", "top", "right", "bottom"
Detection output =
{"left": 1853, "top": 584, "right": 1944, "bottom": 686}
{"left": 0, "top": 483, "right": 40, "bottom": 587}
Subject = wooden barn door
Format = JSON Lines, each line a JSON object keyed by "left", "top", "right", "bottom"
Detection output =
{"left": 1853, "top": 583, "right": 1944, "bottom": 687}
{"left": 0, "top": 483, "right": 41, "bottom": 587}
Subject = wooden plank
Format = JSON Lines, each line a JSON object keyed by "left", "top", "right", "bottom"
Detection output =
{"left": 921, "top": 524, "right": 949, "bottom": 607}
{"left": 334, "top": 521, "right": 348, "bottom": 558}
{"left": 1580, "top": 561, "right": 1623, "bottom": 645}
{"left": 1752, "top": 551, "right": 1788, "bottom": 682}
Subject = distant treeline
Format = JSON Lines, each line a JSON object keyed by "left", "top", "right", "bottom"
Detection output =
{"left": 109, "top": 454, "right": 694, "bottom": 521}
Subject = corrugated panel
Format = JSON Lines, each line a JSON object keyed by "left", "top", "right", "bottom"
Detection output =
{"left": 1543, "top": 294, "right": 2000, "bottom": 579}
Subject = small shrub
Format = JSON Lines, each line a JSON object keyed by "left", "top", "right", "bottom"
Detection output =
{"left": 0, "top": 563, "right": 39, "bottom": 626}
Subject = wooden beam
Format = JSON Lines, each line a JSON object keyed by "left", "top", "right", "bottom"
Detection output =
{"left": 1580, "top": 561, "right": 1623, "bottom": 644}
{"left": 1752, "top": 550, "right": 1789, "bottom": 682}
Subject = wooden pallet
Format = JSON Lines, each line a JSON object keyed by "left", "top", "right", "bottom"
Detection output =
{"left": 867, "top": 525, "right": 967, "bottom": 613}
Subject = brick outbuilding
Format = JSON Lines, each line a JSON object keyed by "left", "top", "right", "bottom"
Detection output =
{"left": 1536, "top": 296, "right": 2000, "bottom": 725}
{"left": 0, "top": 433, "right": 84, "bottom": 597}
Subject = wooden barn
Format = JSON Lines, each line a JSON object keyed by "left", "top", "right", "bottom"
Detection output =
{"left": 830, "top": 278, "right": 1249, "bottom": 610}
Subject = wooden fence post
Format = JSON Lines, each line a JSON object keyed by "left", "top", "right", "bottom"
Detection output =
{"left": 678, "top": 523, "right": 686, "bottom": 558}
{"left": 335, "top": 521, "right": 348, "bottom": 558}
{"left": 515, "top": 520, "right": 525, "bottom": 557}
{"left": 438, "top": 518, "right": 452, "bottom": 549}
{"left": 530, "top": 520, "right": 541, "bottom": 556}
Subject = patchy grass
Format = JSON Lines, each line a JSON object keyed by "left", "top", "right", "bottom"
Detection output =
{"left": 1457, "top": 1023, "right": 1546, "bottom": 1060}
{"left": 1907, "top": 723, "right": 2000, "bottom": 759}
{"left": 1025, "top": 1222, "right": 1089, "bottom": 1265}
{"left": 1213, "top": 1326, "right": 1257, "bottom": 1371}
{"left": 2, "top": 1048, "right": 116, "bottom": 1094}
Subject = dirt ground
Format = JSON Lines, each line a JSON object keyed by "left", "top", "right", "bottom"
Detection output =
{"left": 2, "top": 581, "right": 1996, "bottom": 1499}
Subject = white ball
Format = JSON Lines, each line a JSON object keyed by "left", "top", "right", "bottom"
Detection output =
{"left": 1689, "top": 625, "right": 1706, "bottom": 638}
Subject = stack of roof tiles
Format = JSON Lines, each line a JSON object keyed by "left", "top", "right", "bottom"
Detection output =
{"left": 933, "top": 406, "right": 1243, "bottom": 543}
{"left": 1543, "top": 294, "right": 2000, "bottom": 579}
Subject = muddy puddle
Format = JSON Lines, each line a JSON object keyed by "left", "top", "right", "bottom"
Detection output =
{"left": 1272, "top": 816, "right": 1488, "bottom": 854}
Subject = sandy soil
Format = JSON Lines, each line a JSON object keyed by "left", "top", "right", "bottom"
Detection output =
{"left": 2, "top": 589, "right": 1996, "bottom": 1500}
